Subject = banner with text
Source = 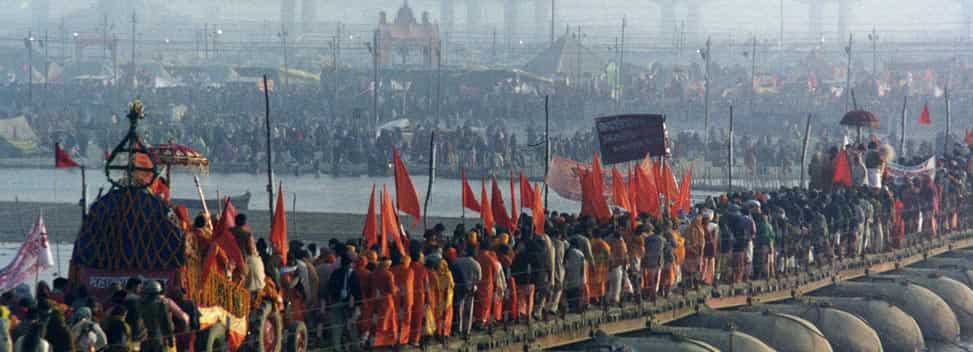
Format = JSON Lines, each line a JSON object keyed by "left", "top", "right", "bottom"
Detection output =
{"left": 595, "top": 114, "right": 670, "bottom": 164}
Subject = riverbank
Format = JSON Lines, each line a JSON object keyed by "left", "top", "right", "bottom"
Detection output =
{"left": 0, "top": 201, "right": 469, "bottom": 243}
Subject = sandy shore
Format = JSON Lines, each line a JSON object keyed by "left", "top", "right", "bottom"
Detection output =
{"left": 0, "top": 201, "right": 468, "bottom": 244}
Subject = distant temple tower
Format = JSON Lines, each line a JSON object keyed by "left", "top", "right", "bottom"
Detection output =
{"left": 378, "top": 3, "right": 441, "bottom": 65}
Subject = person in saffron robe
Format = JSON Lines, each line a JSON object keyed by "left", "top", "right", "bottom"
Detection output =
{"left": 408, "top": 245, "right": 429, "bottom": 346}
{"left": 589, "top": 233, "right": 612, "bottom": 305}
{"left": 701, "top": 210, "right": 719, "bottom": 285}
{"left": 354, "top": 253, "right": 375, "bottom": 341}
{"left": 390, "top": 251, "right": 414, "bottom": 346}
{"left": 682, "top": 215, "right": 706, "bottom": 289}
{"left": 606, "top": 230, "right": 627, "bottom": 305}
{"left": 474, "top": 241, "right": 498, "bottom": 328}
{"left": 494, "top": 240, "right": 517, "bottom": 323}
{"left": 426, "top": 253, "right": 454, "bottom": 342}
{"left": 370, "top": 258, "right": 398, "bottom": 348}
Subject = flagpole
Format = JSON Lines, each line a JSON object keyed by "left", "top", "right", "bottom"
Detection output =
{"left": 728, "top": 104, "right": 735, "bottom": 192}
{"left": 544, "top": 95, "right": 550, "bottom": 209}
{"left": 80, "top": 165, "right": 87, "bottom": 217}
{"left": 422, "top": 132, "right": 436, "bottom": 231}
{"left": 900, "top": 95, "right": 907, "bottom": 156}
{"left": 944, "top": 86, "right": 951, "bottom": 152}
{"left": 800, "top": 113, "right": 812, "bottom": 189}
{"left": 263, "top": 74, "right": 274, "bottom": 221}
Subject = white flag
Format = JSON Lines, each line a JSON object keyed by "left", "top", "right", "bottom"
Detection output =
{"left": 0, "top": 215, "right": 55, "bottom": 292}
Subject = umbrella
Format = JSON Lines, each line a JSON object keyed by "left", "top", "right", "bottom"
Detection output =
{"left": 148, "top": 144, "right": 209, "bottom": 186}
{"left": 840, "top": 110, "right": 880, "bottom": 142}
{"left": 148, "top": 144, "right": 209, "bottom": 169}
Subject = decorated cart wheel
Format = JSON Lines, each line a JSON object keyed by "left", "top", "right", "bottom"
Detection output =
{"left": 286, "top": 321, "right": 308, "bottom": 352}
{"left": 254, "top": 303, "right": 283, "bottom": 352}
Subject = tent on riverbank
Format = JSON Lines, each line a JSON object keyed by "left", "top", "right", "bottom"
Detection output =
{"left": 0, "top": 116, "right": 38, "bottom": 156}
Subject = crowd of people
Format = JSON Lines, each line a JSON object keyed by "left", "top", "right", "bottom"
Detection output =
{"left": 1, "top": 133, "right": 968, "bottom": 351}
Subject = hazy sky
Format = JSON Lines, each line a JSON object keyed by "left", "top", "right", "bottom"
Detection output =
{"left": 0, "top": 0, "right": 966, "bottom": 42}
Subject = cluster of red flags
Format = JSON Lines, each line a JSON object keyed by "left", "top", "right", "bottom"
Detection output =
{"left": 458, "top": 170, "right": 546, "bottom": 235}
{"left": 203, "top": 198, "right": 244, "bottom": 281}
{"left": 577, "top": 153, "right": 693, "bottom": 222}
{"left": 360, "top": 148, "right": 421, "bottom": 257}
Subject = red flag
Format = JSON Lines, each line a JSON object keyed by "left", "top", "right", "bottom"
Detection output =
{"left": 635, "top": 160, "right": 660, "bottom": 218}
{"left": 519, "top": 172, "right": 533, "bottom": 209}
{"left": 509, "top": 173, "right": 519, "bottom": 226}
{"left": 832, "top": 149, "right": 853, "bottom": 187}
{"left": 204, "top": 198, "right": 245, "bottom": 281}
{"left": 491, "top": 176, "right": 513, "bottom": 231}
{"left": 965, "top": 129, "right": 973, "bottom": 145}
{"left": 149, "top": 177, "right": 170, "bottom": 202}
{"left": 673, "top": 165, "right": 693, "bottom": 218}
{"left": 270, "top": 182, "right": 288, "bottom": 263}
{"left": 532, "top": 183, "right": 545, "bottom": 235}
{"left": 461, "top": 170, "right": 480, "bottom": 212}
{"left": 378, "top": 188, "right": 389, "bottom": 256}
{"left": 918, "top": 103, "right": 932, "bottom": 125}
{"left": 579, "top": 168, "right": 612, "bottom": 222}
{"left": 362, "top": 185, "right": 378, "bottom": 249}
{"left": 481, "top": 179, "right": 494, "bottom": 234}
{"left": 392, "top": 147, "right": 422, "bottom": 225}
{"left": 661, "top": 161, "right": 680, "bottom": 213}
{"left": 611, "top": 167, "right": 632, "bottom": 214}
{"left": 54, "top": 143, "right": 79, "bottom": 168}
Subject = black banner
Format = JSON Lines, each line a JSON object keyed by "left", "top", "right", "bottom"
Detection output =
{"left": 594, "top": 114, "right": 670, "bottom": 164}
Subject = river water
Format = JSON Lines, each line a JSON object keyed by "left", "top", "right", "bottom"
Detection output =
{"left": 1, "top": 168, "right": 582, "bottom": 217}
{"left": 0, "top": 167, "right": 714, "bottom": 218}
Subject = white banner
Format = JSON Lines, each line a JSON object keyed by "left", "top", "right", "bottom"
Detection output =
{"left": 0, "top": 216, "right": 54, "bottom": 292}
{"left": 887, "top": 157, "right": 937, "bottom": 178}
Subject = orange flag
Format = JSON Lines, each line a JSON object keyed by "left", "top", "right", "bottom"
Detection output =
{"left": 519, "top": 172, "right": 533, "bottom": 209}
{"left": 661, "top": 161, "right": 679, "bottom": 212}
{"left": 532, "top": 183, "right": 545, "bottom": 235}
{"left": 918, "top": 103, "right": 932, "bottom": 125}
{"left": 381, "top": 185, "right": 407, "bottom": 257}
{"left": 461, "top": 170, "right": 480, "bottom": 212}
{"left": 362, "top": 185, "right": 378, "bottom": 249}
{"left": 672, "top": 166, "right": 693, "bottom": 218}
{"left": 491, "top": 176, "right": 513, "bottom": 231}
{"left": 580, "top": 168, "right": 612, "bottom": 222}
{"left": 270, "top": 182, "right": 288, "bottom": 262}
{"left": 965, "top": 129, "right": 973, "bottom": 145}
{"left": 611, "top": 167, "right": 632, "bottom": 214}
{"left": 392, "top": 147, "right": 422, "bottom": 225}
{"left": 832, "top": 149, "right": 853, "bottom": 187}
{"left": 592, "top": 153, "right": 607, "bottom": 198}
{"left": 635, "top": 161, "right": 660, "bottom": 218}
{"left": 481, "top": 179, "right": 494, "bottom": 234}
{"left": 509, "top": 173, "right": 519, "bottom": 226}
{"left": 378, "top": 188, "right": 390, "bottom": 256}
